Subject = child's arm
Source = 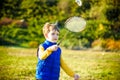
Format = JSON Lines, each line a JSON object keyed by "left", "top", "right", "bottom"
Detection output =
{"left": 60, "top": 56, "right": 75, "bottom": 77}
{"left": 60, "top": 56, "right": 79, "bottom": 79}
{"left": 38, "top": 45, "right": 58, "bottom": 60}
{"left": 38, "top": 45, "right": 52, "bottom": 60}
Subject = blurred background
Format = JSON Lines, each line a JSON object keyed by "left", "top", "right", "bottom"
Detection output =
{"left": 0, "top": 0, "right": 120, "bottom": 51}
{"left": 0, "top": 0, "right": 120, "bottom": 80}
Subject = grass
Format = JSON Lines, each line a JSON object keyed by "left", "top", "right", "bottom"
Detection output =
{"left": 0, "top": 46, "right": 120, "bottom": 80}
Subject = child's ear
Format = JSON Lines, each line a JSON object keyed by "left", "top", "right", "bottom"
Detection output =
{"left": 44, "top": 33, "right": 48, "bottom": 38}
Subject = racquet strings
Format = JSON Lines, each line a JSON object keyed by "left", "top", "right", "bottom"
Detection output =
{"left": 65, "top": 16, "right": 86, "bottom": 32}
{"left": 57, "top": 16, "right": 86, "bottom": 45}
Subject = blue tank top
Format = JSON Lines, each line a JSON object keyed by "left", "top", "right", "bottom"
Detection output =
{"left": 36, "top": 40, "right": 61, "bottom": 80}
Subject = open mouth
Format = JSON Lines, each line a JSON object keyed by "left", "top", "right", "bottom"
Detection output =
{"left": 54, "top": 39, "right": 57, "bottom": 41}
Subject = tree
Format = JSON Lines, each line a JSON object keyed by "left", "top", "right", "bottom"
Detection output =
{"left": 0, "top": 0, "right": 23, "bottom": 18}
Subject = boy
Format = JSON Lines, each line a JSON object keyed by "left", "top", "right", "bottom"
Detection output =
{"left": 36, "top": 22, "right": 79, "bottom": 80}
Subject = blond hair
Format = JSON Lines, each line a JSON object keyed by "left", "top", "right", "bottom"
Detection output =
{"left": 43, "top": 22, "right": 59, "bottom": 37}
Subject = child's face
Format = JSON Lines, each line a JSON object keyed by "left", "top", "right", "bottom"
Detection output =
{"left": 46, "top": 29, "right": 59, "bottom": 43}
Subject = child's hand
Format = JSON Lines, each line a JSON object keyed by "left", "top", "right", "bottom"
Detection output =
{"left": 48, "top": 45, "right": 58, "bottom": 51}
{"left": 74, "top": 74, "right": 80, "bottom": 80}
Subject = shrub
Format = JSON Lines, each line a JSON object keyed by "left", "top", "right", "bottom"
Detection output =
{"left": 91, "top": 39, "right": 103, "bottom": 50}
{"left": 0, "top": 18, "right": 13, "bottom": 26}
{"left": 29, "top": 41, "right": 39, "bottom": 48}
{"left": 102, "top": 39, "right": 120, "bottom": 51}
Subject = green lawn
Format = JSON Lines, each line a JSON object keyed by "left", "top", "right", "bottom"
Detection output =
{"left": 0, "top": 46, "right": 120, "bottom": 80}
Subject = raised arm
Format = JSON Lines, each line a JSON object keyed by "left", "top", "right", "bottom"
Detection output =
{"left": 38, "top": 45, "right": 52, "bottom": 60}
{"left": 38, "top": 45, "right": 58, "bottom": 60}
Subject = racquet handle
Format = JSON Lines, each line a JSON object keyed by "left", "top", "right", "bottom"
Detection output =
{"left": 57, "top": 31, "right": 69, "bottom": 46}
{"left": 57, "top": 40, "right": 62, "bottom": 45}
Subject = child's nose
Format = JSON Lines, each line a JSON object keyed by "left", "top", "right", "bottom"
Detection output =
{"left": 55, "top": 34, "right": 58, "bottom": 37}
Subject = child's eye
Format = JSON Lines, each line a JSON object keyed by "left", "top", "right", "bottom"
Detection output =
{"left": 52, "top": 33, "right": 55, "bottom": 35}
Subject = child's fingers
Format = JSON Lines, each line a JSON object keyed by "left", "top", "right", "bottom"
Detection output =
{"left": 49, "top": 45, "right": 58, "bottom": 51}
{"left": 74, "top": 74, "right": 80, "bottom": 80}
{"left": 54, "top": 45, "right": 59, "bottom": 50}
{"left": 55, "top": 45, "right": 59, "bottom": 48}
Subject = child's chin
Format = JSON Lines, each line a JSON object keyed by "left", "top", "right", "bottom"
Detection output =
{"left": 53, "top": 41, "right": 57, "bottom": 43}
{"left": 52, "top": 40, "right": 57, "bottom": 43}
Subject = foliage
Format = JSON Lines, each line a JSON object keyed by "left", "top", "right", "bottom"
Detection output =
{"left": 91, "top": 39, "right": 103, "bottom": 47}
{"left": 91, "top": 39, "right": 120, "bottom": 51}
{"left": 0, "top": 0, "right": 120, "bottom": 50}
{"left": 0, "top": 0, "right": 23, "bottom": 18}
{"left": 102, "top": 39, "right": 120, "bottom": 51}
{"left": 105, "top": 6, "right": 120, "bottom": 22}
{"left": 29, "top": 41, "right": 39, "bottom": 48}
